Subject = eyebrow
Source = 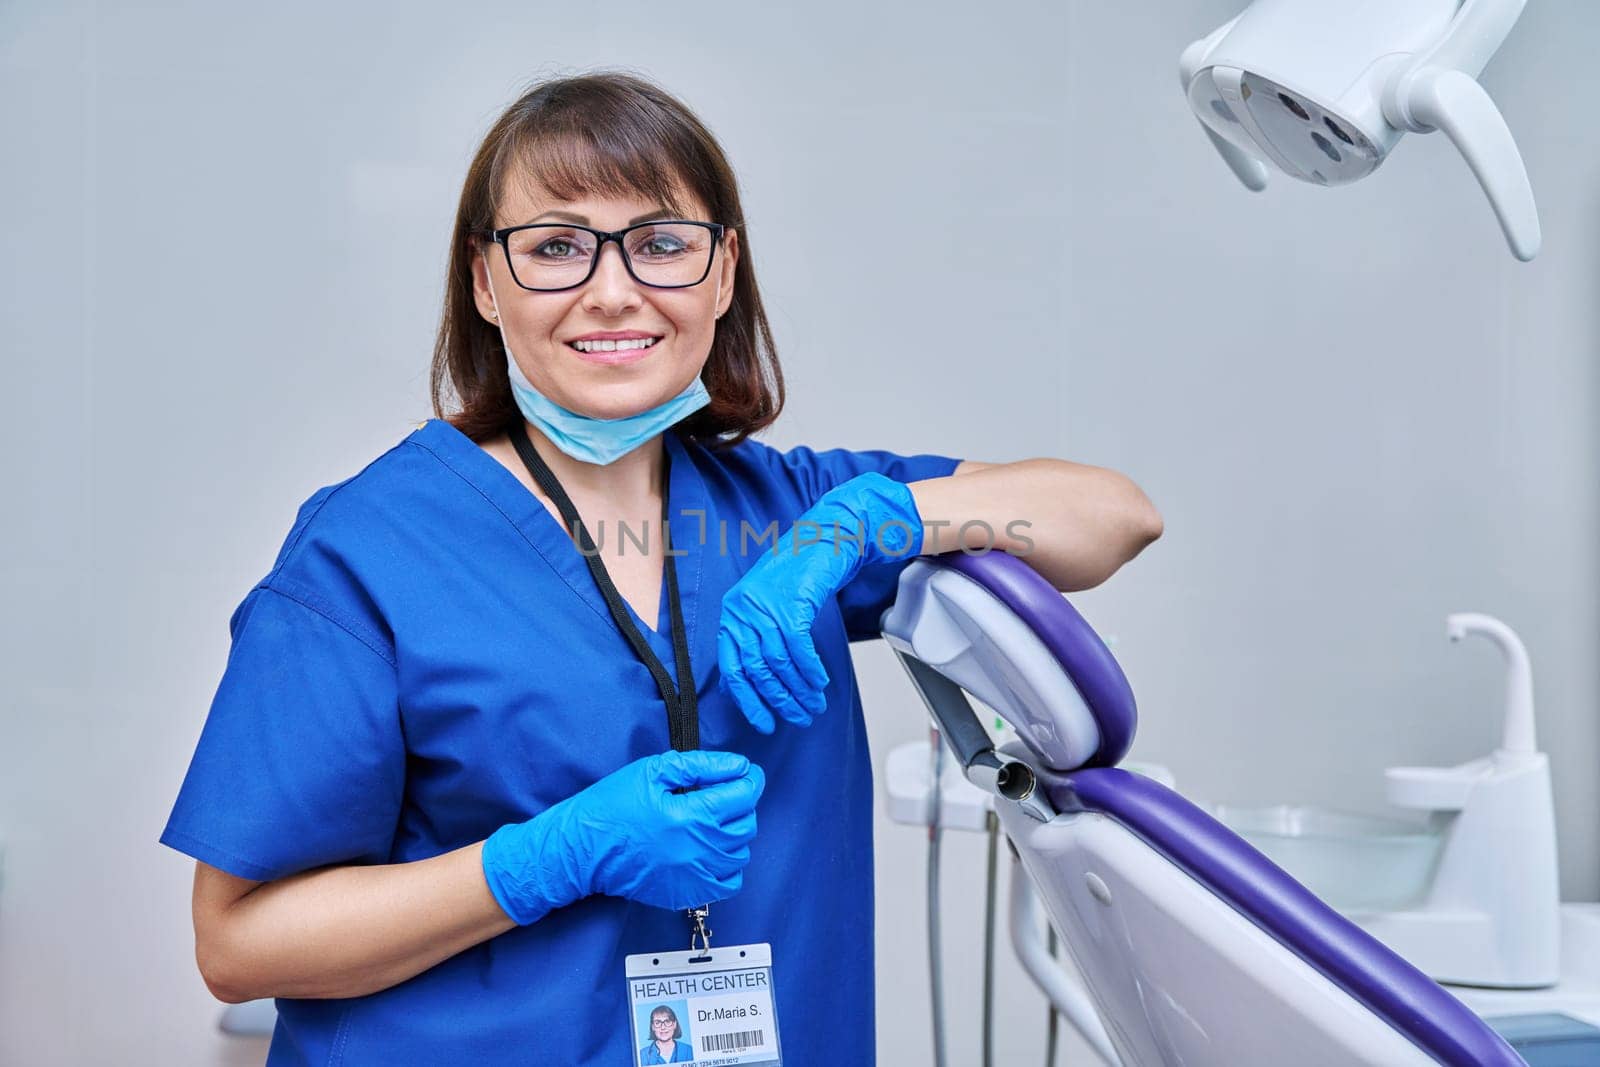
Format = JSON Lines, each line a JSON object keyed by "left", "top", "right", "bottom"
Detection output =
{"left": 518, "top": 207, "right": 677, "bottom": 227}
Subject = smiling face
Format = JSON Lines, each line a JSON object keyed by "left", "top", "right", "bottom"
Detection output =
{"left": 472, "top": 179, "right": 739, "bottom": 422}
{"left": 650, "top": 1011, "right": 676, "bottom": 1041}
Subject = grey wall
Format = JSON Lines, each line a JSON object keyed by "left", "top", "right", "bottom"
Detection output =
{"left": 2, "top": 1, "right": 1594, "bottom": 1063}
{"left": 1059, "top": 1, "right": 1600, "bottom": 886}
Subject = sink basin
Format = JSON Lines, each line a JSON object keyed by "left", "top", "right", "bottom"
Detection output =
{"left": 1211, "top": 805, "right": 1446, "bottom": 913}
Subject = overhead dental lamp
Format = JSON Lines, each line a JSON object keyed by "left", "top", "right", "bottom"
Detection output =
{"left": 1181, "top": 0, "right": 1541, "bottom": 260}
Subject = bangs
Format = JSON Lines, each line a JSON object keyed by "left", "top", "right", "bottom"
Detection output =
{"left": 492, "top": 118, "right": 697, "bottom": 222}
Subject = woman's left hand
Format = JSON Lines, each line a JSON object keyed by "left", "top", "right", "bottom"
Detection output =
{"left": 717, "top": 472, "right": 925, "bottom": 734}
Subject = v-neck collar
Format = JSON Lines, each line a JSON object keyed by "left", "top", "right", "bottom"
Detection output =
{"left": 410, "top": 418, "right": 711, "bottom": 687}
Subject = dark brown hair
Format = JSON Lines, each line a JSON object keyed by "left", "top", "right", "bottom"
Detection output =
{"left": 649, "top": 1005, "right": 682, "bottom": 1040}
{"left": 429, "top": 71, "right": 784, "bottom": 447}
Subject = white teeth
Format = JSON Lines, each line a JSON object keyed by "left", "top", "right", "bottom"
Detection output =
{"left": 571, "top": 337, "right": 659, "bottom": 353}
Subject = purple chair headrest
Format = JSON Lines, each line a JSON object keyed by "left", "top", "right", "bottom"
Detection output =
{"left": 932, "top": 550, "right": 1137, "bottom": 768}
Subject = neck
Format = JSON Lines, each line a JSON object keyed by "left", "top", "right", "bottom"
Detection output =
{"left": 519, "top": 420, "right": 666, "bottom": 508}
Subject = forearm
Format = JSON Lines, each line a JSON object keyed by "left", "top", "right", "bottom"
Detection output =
{"left": 203, "top": 841, "right": 514, "bottom": 1002}
{"left": 908, "top": 458, "right": 1163, "bottom": 591}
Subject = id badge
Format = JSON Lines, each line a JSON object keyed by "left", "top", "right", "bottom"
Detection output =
{"left": 625, "top": 942, "right": 782, "bottom": 1066}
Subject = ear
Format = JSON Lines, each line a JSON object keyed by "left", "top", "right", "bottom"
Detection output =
{"left": 715, "top": 228, "right": 739, "bottom": 319}
{"left": 470, "top": 241, "right": 501, "bottom": 324}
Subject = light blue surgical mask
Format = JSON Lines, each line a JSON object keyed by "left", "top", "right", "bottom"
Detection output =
{"left": 485, "top": 256, "right": 715, "bottom": 466}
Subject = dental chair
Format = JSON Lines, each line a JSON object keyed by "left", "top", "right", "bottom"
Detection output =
{"left": 879, "top": 550, "right": 1527, "bottom": 1066}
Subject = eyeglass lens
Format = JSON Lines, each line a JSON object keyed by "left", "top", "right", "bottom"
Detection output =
{"left": 504, "top": 223, "right": 715, "bottom": 289}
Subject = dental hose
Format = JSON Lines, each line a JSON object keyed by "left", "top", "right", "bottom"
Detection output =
{"left": 927, "top": 733, "right": 1058, "bottom": 1067}
{"left": 929, "top": 725, "right": 948, "bottom": 1067}
{"left": 928, "top": 729, "right": 1003, "bottom": 1067}
{"left": 1045, "top": 925, "right": 1059, "bottom": 1066}
{"left": 983, "top": 809, "right": 999, "bottom": 1067}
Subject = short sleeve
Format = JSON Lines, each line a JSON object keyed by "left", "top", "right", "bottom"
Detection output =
{"left": 759, "top": 443, "right": 964, "bottom": 643}
{"left": 159, "top": 583, "right": 405, "bottom": 881}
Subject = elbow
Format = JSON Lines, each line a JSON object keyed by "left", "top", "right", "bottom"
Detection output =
{"left": 1136, "top": 503, "right": 1164, "bottom": 548}
{"left": 200, "top": 968, "right": 250, "bottom": 1006}
{"left": 197, "top": 946, "right": 249, "bottom": 1005}
{"left": 191, "top": 862, "right": 275, "bottom": 1003}
{"left": 196, "top": 929, "right": 262, "bottom": 1005}
{"left": 1082, "top": 489, "right": 1162, "bottom": 589}
{"left": 206, "top": 980, "right": 255, "bottom": 1007}
{"left": 1046, "top": 478, "right": 1164, "bottom": 593}
{"left": 1116, "top": 475, "right": 1165, "bottom": 557}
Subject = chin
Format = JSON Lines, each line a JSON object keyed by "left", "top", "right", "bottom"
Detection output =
{"left": 558, "top": 382, "right": 679, "bottom": 421}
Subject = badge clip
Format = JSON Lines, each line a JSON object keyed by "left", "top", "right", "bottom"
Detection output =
{"left": 688, "top": 905, "right": 713, "bottom": 957}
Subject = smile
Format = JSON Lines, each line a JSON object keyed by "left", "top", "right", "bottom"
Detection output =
{"left": 569, "top": 337, "right": 661, "bottom": 353}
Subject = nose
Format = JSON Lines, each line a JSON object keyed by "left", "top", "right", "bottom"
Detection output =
{"left": 580, "top": 239, "right": 643, "bottom": 315}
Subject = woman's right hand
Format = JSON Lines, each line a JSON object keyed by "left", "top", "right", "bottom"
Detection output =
{"left": 481, "top": 749, "right": 765, "bottom": 923}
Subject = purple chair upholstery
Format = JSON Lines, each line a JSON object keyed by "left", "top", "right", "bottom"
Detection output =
{"left": 1056, "top": 769, "right": 1524, "bottom": 1066}
{"left": 924, "top": 550, "right": 1526, "bottom": 1067}
{"left": 938, "top": 550, "right": 1136, "bottom": 767}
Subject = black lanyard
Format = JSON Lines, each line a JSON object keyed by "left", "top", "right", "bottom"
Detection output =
{"left": 509, "top": 423, "right": 699, "bottom": 752}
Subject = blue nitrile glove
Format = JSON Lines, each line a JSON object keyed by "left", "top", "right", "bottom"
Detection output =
{"left": 480, "top": 749, "right": 765, "bottom": 923}
{"left": 718, "top": 472, "right": 925, "bottom": 734}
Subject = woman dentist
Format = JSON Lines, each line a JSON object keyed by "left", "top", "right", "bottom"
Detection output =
{"left": 160, "top": 71, "right": 1162, "bottom": 1066}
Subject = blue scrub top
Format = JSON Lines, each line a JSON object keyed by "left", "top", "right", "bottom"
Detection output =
{"left": 639, "top": 1039, "right": 694, "bottom": 1064}
{"left": 161, "top": 417, "right": 961, "bottom": 1066}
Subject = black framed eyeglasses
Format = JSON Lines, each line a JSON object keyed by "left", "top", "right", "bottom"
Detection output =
{"left": 484, "top": 219, "right": 726, "bottom": 292}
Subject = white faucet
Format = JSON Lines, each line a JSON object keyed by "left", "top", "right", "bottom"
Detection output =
{"left": 1358, "top": 612, "right": 1560, "bottom": 988}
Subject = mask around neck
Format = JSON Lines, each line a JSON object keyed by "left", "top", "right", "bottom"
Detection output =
{"left": 484, "top": 254, "right": 716, "bottom": 467}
